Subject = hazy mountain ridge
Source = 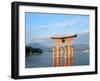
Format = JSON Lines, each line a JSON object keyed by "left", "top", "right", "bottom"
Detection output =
{"left": 73, "top": 44, "right": 89, "bottom": 51}
{"left": 74, "top": 32, "right": 89, "bottom": 44}
{"left": 27, "top": 43, "right": 51, "bottom": 52}
{"left": 27, "top": 43, "right": 89, "bottom": 52}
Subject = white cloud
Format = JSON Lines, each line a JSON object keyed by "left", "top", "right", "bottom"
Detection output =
{"left": 28, "top": 16, "right": 89, "bottom": 32}
{"left": 32, "top": 36, "right": 51, "bottom": 40}
{"left": 52, "top": 17, "right": 89, "bottom": 28}
{"left": 38, "top": 26, "right": 49, "bottom": 29}
{"left": 77, "top": 29, "right": 89, "bottom": 37}
{"left": 84, "top": 29, "right": 89, "bottom": 33}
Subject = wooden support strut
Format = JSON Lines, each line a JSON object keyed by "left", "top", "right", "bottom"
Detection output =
{"left": 71, "top": 46, "right": 74, "bottom": 66}
{"left": 56, "top": 46, "right": 60, "bottom": 66}
{"left": 64, "top": 46, "right": 67, "bottom": 66}
{"left": 59, "top": 47, "right": 62, "bottom": 66}
{"left": 52, "top": 47, "right": 55, "bottom": 67}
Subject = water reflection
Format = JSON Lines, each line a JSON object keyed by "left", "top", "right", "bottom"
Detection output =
{"left": 52, "top": 46, "right": 75, "bottom": 67}
{"left": 52, "top": 57, "right": 74, "bottom": 67}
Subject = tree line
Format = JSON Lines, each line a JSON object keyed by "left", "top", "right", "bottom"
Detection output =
{"left": 26, "top": 46, "right": 43, "bottom": 56}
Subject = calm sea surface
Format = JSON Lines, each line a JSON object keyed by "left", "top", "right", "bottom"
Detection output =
{"left": 25, "top": 51, "right": 89, "bottom": 68}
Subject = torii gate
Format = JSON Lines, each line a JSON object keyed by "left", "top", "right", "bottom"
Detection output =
{"left": 51, "top": 34, "right": 77, "bottom": 67}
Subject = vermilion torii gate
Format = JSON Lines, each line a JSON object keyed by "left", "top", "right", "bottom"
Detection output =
{"left": 51, "top": 34, "right": 77, "bottom": 67}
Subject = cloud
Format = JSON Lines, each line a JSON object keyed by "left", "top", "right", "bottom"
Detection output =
{"left": 25, "top": 26, "right": 49, "bottom": 35}
{"left": 84, "top": 29, "right": 89, "bottom": 33}
{"left": 78, "top": 29, "right": 89, "bottom": 35}
{"left": 74, "top": 30, "right": 89, "bottom": 44}
{"left": 53, "top": 17, "right": 89, "bottom": 28}
{"left": 28, "top": 16, "right": 89, "bottom": 32}
{"left": 38, "top": 26, "right": 49, "bottom": 29}
{"left": 26, "top": 37, "right": 49, "bottom": 45}
{"left": 32, "top": 36, "right": 51, "bottom": 40}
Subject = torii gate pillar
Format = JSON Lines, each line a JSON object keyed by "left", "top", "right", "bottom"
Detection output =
{"left": 51, "top": 34, "right": 77, "bottom": 67}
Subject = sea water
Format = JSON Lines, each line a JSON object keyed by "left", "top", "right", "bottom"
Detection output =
{"left": 25, "top": 51, "right": 89, "bottom": 68}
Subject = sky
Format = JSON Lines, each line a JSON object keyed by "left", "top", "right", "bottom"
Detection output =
{"left": 25, "top": 12, "right": 89, "bottom": 47}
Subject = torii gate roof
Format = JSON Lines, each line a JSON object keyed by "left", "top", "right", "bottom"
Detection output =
{"left": 51, "top": 34, "right": 77, "bottom": 39}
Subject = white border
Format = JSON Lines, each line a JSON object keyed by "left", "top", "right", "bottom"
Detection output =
{"left": 19, "top": 5, "right": 95, "bottom": 76}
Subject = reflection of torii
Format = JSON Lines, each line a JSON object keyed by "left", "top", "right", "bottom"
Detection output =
{"left": 51, "top": 34, "right": 77, "bottom": 67}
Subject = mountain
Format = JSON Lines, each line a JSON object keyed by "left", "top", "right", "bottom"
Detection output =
{"left": 27, "top": 43, "right": 89, "bottom": 52}
{"left": 27, "top": 43, "right": 51, "bottom": 52}
{"left": 73, "top": 44, "right": 89, "bottom": 51}
{"left": 74, "top": 32, "right": 89, "bottom": 44}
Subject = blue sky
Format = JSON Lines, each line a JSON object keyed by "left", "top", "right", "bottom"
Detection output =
{"left": 25, "top": 12, "right": 89, "bottom": 47}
